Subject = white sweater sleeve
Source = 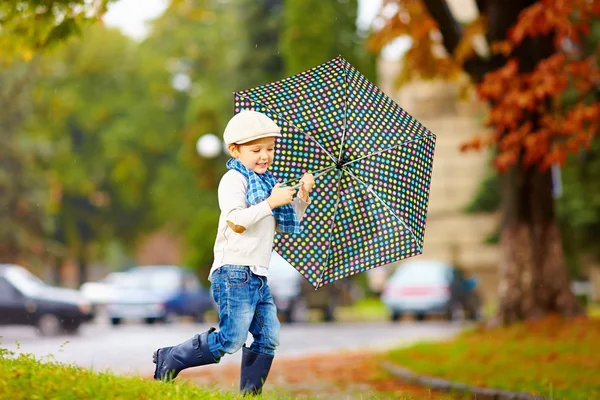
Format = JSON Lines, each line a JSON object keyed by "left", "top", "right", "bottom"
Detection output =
{"left": 293, "top": 196, "right": 310, "bottom": 222}
{"left": 218, "top": 172, "right": 272, "bottom": 233}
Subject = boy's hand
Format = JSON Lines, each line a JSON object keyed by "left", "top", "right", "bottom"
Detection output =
{"left": 267, "top": 183, "right": 296, "bottom": 209}
{"left": 298, "top": 173, "right": 315, "bottom": 202}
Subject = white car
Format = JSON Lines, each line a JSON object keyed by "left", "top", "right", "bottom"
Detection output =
{"left": 267, "top": 252, "right": 307, "bottom": 322}
{"left": 267, "top": 252, "right": 343, "bottom": 323}
{"left": 381, "top": 259, "right": 481, "bottom": 321}
{"left": 79, "top": 272, "right": 127, "bottom": 306}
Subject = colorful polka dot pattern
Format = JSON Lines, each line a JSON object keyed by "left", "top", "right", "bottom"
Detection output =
{"left": 233, "top": 56, "right": 436, "bottom": 289}
{"left": 234, "top": 95, "right": 335, "bottom": 185}
{"left": 237, "top": 57, "right": 346, "bottom": 160}
{"left": 322, "top": 171, "right": 421, "bottom": 287}
{"left": 346, "top": 136, "right": 435, "bottom": 245}
{"left": 343, "top": 59, "right": 435, "bottom": 160}
{"left": 274, "top": 170, "right": 342, "bottom": 285}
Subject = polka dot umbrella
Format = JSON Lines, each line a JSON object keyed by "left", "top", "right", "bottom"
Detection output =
{"left": 233, "top": 56, "right": 436, "bottom": 289}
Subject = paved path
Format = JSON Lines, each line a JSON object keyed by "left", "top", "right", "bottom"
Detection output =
{"left": 1, "top": 320, "right": 463, "bottom": 376}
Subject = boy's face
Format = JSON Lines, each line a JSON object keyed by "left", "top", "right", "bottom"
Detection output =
{"left": 229, "top": 137, "right": 276, "bottom": 174}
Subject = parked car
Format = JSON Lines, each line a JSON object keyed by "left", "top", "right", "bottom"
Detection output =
{"left": 267, "top": 252, "right": 343, "bottom": 323}
{"left": 80, "top": 272, "right": 127, "bottom": 307}
{"left": 381, "top": 260, "right": 481, "bottom": 321}
{"left": 0, "top": 264, "right": 93, "bottom": 336}
{"left": 106, "top": 265, "right": 214, "bottom": 326}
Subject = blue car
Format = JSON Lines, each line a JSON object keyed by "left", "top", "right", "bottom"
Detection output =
{"left": 381, "top": 260, "right": 481, "bottom": 321}
{"left": 106, "top": 266, "right": 214, "bottom": 325}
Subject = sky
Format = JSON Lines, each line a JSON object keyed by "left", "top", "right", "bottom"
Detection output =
{"left": 102, "top": 0, "right": 402, "bottom": 55}
{"left": 103, "top": 0, "right": 169, "bottom": 40}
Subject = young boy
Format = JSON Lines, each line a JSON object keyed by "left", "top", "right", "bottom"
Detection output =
{"left": 153, "top": 110, "right": 314, "bottom": 395}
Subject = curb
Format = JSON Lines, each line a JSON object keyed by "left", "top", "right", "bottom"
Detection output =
{"left": 383, "top": 362, "right": 554, "bottom": 400}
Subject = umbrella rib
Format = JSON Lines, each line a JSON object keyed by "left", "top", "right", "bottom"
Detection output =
{"left": 283, "top": 165, "right": 337, "bottom": 189}
{"left": 315, "top": 169, "right": 344, "bottom": 289}
{"left": 236, "top": 94, "right": 338, "bottom": 164}
{"left": 344, "top": 167, "right": 422, "bottom": 248}
{"left": 337, "top": 57, "right": 349, "bottom": 163}
{"left": 343, "top": 134, "right": 435, "bottom": 167}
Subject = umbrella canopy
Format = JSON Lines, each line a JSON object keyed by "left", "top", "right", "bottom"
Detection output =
{"left": 233, "top": 56, "right": 436, "bottom": 289}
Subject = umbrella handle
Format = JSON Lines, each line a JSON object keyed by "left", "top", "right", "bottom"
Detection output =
{"left": 289, "top": 165, "right": 336, "bottom": 190}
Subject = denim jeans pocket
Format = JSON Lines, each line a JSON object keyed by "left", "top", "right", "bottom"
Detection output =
{"left": 211, "top": 283, "right": 221, "bottom": 305}
{"left": 226, "top": 269, "right": 249, "bottom": 288}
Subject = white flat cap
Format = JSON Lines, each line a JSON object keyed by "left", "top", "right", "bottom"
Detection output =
{"left": 223, "top": 110, "right": 282, "bottom": 145}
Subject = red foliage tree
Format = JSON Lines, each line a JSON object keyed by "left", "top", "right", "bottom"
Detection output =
{"left": 370, "top": 0, "right": 600, "bottom": 324}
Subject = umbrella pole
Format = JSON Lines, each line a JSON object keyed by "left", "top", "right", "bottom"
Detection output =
{"left": 289, "top": 165, "right": 336, "bottom": 189}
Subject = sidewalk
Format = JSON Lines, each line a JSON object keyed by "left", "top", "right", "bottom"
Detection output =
{"left": 179, "top": 350, "right": 457, "bottom": 399}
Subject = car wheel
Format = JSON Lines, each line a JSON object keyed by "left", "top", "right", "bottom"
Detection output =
{"left": 467, "top": 310, "right": 481, "bottom": 321}
{"left": 288, "top": 297, "right": 308, "bottom": 323}
{"left": 446, "top": 302, "right": 465, "bottom": 321}
{"left": 323, "top": 302, "right": 336, "bottom": 322}
{"left": 145, "top": 317, "right": 158, "bottom": 325}
{"left": 465, "top": 295, "right": 482, "bottom": 321}
{"left": 391, "top": 311, "right": 402, "bottom": 321}
{"left": 62, "top": 320, "right": 81, "bottom": 335}
{"left": 466, "top": 305, "right": 482, "bottom": 321}
{"left": 37, "top": 314, "right": 61, "bottom": 336}
{"left": 110, "top": 318, "right": 122, "bottom": 326}
{"left": 194, "top": 311, "right": 205, "bottom": 323}
{"left": 161, "top": 312, "right": 177, "bottom": 324}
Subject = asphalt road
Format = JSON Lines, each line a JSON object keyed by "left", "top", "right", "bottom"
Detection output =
{"left": 1, "top": 320, "right": 463, "bottom": 376}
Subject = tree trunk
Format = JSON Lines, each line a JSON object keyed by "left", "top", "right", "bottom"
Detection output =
{"left": 78, "top": 253, "right": 87, "bottom": 287}
{"left": 50, "top": 256, "right": 64, "bottom": 286}
{"left": 496, "top": 167, "right": 583, "bottom": 324}
{"left": 418, "top": 0, "right": 584, "bottom": 323}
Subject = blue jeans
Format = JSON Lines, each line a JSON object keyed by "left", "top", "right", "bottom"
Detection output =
{"left": 207, "top": 265, "right": 280, "bottom": 359}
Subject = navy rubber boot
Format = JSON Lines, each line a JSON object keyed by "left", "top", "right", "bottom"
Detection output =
{"left": 240, "top": 345, "right": 274, "bottom": 396}
{"left": 153, "top": 328, "right": 219, "bottom": 381}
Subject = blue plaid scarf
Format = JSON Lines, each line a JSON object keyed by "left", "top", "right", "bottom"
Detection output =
{"left": 226, "top": 158, "right": 301, "bottom": 234}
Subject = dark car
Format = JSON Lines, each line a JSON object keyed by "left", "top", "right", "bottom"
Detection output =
{"left": 381, "top": 260, "right": 481, "bottom": 321}
{"left": 0, "top": 264, "right": 94, "bottom": 336}
{"left": 106, "top": 265, "right": 214, "bottom": 326}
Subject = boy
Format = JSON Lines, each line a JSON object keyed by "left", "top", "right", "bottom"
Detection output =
{"left": 153, "top": 110, "right": 314, "bottom": 395}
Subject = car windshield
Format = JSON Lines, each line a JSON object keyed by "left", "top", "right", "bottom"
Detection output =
{"left": 115, "top": 270, "right": 181, "bottom": 292}
{"left": 5, "top": 267, "right": 48, "bottom": 296}
{"left": 390, "top": 261, "right": 450, "bottom": 285}
{"left": 102, "top": 272, "right": 127, "bottom": 284}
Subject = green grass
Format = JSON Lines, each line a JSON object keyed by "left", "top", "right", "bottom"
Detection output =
{"left": 482, "top": 301, "right": 599, "bottom": 321}
{"left": 0, "top": 347, "right": 299, "bottom": 400}
{"left": 0, "top": 346, "right": 431, "bottom": 400}
{"left": 335, "top": 297, "right": 598, "bottom": 323}
{"left": 337, "top": 296, "right": 389, "bottom": 321}
{"left": 386, "top": 316, "right": 600, "bottom": 400}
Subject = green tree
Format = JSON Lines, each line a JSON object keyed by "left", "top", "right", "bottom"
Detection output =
{"left": 1, "top": 1, "right": 123, "bottom": 274}
{"left": 281, "top": 0, "right": 375, "bottom": 79}
{"left": 0, "top": 0, "right": 115, "bottom": 63}
{"left": 554, "top": 16, "right": 600, "bottom": 272}
{"left": 143, "top": 0, "right": 237, "bottom": 277}
{"left": 146, "top": 0, "right": 377, "bottom": 279}
{"left": 26, "top": 25, "right": 184, "bottom": 284}
{"left": 0, "top": 63, "right": 52, "bottom": 267}
{"left": 558, "top": 144, "right": 600, "bottom": 271}
{"left": 145, "top": 0, "right": 289, "bottom": 277}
